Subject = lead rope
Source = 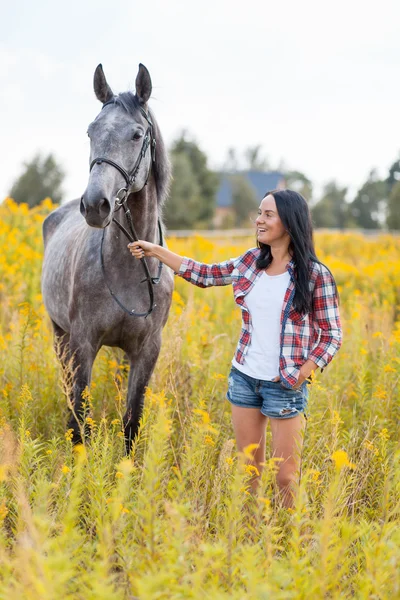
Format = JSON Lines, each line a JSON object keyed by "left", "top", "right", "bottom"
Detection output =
{"left": 100, "top": 198, "right": 164, "bottom": 318}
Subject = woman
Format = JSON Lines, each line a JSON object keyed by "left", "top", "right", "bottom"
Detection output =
{"left": 128, "top": 189, "right": 342, "bottom": 508}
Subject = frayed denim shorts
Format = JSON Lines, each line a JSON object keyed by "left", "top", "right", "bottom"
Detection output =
{"left": 226, "top": 365, "right": 309, "bottom": 420}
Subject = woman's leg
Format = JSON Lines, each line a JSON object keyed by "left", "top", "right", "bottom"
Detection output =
{"left": 231, "top": 405, "right": 268, "bottom": 493}
{"left": 268, "top": 413, "right": 307, "bottom": 508}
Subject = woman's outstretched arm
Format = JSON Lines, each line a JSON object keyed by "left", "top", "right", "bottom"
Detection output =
{"left": 128, "top": 240, "right": 183, "bottom": 272}
{"left": 128, "top": 240, "right": 236, "bottom": 287}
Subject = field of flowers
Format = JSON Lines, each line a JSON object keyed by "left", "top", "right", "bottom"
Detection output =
{"left": 0, "top": 197, "right": 400, "bottom": 599}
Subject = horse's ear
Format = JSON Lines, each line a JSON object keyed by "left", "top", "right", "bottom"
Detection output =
{"left": 135, "top": 63, "right": 152, "bottom": 105}
{"left": 94, "top": 64, "right": 114, "bottom": 104}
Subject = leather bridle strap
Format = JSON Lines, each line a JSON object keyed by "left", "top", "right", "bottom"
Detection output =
{"left": 89, "top": 126, "right": 151, "bottom": 189}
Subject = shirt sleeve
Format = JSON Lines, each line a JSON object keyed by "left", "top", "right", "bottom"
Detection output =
{"left": 175, "top": 256, "right": 237, "bottom": 288}
{"left": 308, "top": 265, "right": 343, "bottom": 370}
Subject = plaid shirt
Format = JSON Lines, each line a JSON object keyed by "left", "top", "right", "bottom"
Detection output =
{"left": 177, "top": 247, "right": 342, "bottom": 389}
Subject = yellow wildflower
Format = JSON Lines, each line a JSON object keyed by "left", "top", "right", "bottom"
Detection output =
{"left": 244, "top": 464, "right": 260, "bottom": 477}
{"left": 373, "top": 387, "right": 387, "bottom": 400}
{"left": 243, "top": 443, "right": 260, "bottom": 459}
{"left": 0, "top": 501, "right": 8, "bottom": 522}
{"left": 258, "top": 497, "right": 271, "bottom": 506}
{"left": 310, "top": 469, "right": 321, "bottom": 482}
{"left": 331, "top": 450, "right": 356, "bottom": 470}
{"left": 379, "top": 428, "right": 390, "bottom": 441}
{"left": 212, "top": 372, "right": 227, "bottom": 380}
{"left": 65, "top": 429, "right": 74, "bottom": 441}
{"left": 193, "top": 409, "right": 210, "bottom": 424}
{"left": 331, "top": 410, "right": 344, "bottom": 425}
{"left": 61, "top": 465, "right": 71, "bottom": 474}
{"left": 172, "top": 290, "right": 185, "bottom": 308}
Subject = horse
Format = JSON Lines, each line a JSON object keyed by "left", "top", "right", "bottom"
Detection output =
{"left": 41, "top": 63, "right": 173, "bottom": 452}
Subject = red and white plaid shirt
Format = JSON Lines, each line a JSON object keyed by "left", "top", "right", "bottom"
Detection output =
{"left": 177, "top": 247, "right": 342, "bottom": 389}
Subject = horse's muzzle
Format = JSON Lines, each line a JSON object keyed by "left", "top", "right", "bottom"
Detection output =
{"left": 80, "top": 195, "right": 112, "bottom": 228}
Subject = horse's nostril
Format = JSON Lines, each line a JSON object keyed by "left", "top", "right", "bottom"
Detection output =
{"left": 98, "top": 198, "right": 111, "bottom": 220}
{"left": 80, "top": 196, "right": 86, "bottom": 217}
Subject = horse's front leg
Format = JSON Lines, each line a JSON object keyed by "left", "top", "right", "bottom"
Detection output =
{"left": 66, "top": 337, "right": 97, "bottom": 444}
{"left": 124, "top": 334, "right": 162, "bottom": 455}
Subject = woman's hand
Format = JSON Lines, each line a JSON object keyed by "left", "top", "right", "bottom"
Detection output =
{"left": 127, "top": 241, "right": 184, "bottom": 273}
{"left": 128, "top": 240, "right": 155, "bottom": 259}
{"left": 292, "top": 369, "right": 308, "bottom": 389}
{"left": 273, "top": 359, "right": 318, "bottom": 389}
{"left": 293, "top": 360, "right": 318, "bottom": 389}
{"left": 272, "top": 372, "right": 308, "bottom": 387}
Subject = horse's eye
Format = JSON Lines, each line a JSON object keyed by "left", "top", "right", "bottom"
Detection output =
{"left": 132, "top": 131, "right": 143, "bottom": 141}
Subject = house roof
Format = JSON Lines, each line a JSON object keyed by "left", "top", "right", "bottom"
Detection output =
{"left": 217, "top": 171, "right": 285, "bottom": 207}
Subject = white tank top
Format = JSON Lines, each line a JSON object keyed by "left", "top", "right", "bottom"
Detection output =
{"left": 232, "top": 270, "right": 290, "bottom": 380}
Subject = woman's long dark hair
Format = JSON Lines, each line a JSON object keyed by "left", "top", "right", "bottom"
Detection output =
{"left": 255, "top": 189, "right": 336, "bottom": 315}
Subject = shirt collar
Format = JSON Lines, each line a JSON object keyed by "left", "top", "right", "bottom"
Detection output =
{"left": 286, "top": 257, "right": 296, "bottom": 272}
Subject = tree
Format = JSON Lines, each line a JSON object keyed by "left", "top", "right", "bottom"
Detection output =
{"left": 386, "top": 155, "right": 400, "bottom": 193}
{"left": 9, "top": 153, "right": 64, "bottom": 207}
{"left": 168, "top": 132, "right": 219, "bottom": 226}
{"left": 386, "top": 181, "right": 400, "bottom": 230}
{"left": 223, "top": 147, "right": 239, "bottom": 172}
{"left": 163, "top": 152, "right": 201, "bottom": 229}
{"left": 223, "top": 145, "right": 270, "bottom": 172}
{"left": 244, "top": 145, "right": 270, "bottom": 171}
{"left": 311, "top": 181, "right": 350, "bottom": 229}
{"left": 348, "top": 170, "right": 387, "bottom": 229}
{"left": 229, "top": 174, "right": 259, "bottom": 227}
{"left": 285, "top": 170, "right": 313, "bottom": 204}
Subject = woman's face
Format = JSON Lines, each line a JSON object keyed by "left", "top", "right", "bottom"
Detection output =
{"left": 255, "top": 194, "right": 289, "bottom": 246}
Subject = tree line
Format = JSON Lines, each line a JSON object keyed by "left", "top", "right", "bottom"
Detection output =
{"left": 8, "top": 135, "right": 400, "bottom": 230}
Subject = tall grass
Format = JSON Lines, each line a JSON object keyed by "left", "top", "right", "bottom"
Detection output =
{"left": 0, "top": 197, "right": 400, "bottom": 598}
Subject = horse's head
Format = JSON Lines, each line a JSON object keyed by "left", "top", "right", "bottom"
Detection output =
{"left": 80, "top": 63, "right": 154, "bottom": 228}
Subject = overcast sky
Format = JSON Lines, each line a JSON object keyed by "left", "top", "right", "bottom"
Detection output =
{"left": 1, "top": 0, "right": 399, "bottom": 203}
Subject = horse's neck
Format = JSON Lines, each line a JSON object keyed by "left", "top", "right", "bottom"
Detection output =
{"left": 129, "top": 186, "right": 159, "bottom": 241}
{"left": 112, "top": 185, "right": 159, "bottom": 247}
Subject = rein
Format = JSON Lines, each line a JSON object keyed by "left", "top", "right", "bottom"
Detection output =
{"left": 92, "top": 98, "right": 163, "bottom": 318}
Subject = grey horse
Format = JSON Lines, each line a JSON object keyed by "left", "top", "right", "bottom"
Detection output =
{"left": 41, "top": 63, "right": 173, "bottom": 452}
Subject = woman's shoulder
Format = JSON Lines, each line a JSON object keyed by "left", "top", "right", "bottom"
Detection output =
{"left": 233, "top": 247, "right": 260, "bottom": 269}
{"left": 308, "top": 259, "right": 337, "bottom": 284}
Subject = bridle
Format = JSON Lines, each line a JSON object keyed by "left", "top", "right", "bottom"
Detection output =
{"left": 89, "top": 98, "right": 163, "bottom": 318}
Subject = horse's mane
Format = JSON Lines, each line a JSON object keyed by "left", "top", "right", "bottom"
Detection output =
{"left": 114, "top": 92, "right": 171, "bottom": 206}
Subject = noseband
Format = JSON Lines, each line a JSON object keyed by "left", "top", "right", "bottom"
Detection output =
{"left": 90, "top": 98, "right": 163, "bottom": 318}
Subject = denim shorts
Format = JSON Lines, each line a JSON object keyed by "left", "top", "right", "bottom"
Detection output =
{"left": 226, "top": 365, "right": 309, "bottom": 420}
